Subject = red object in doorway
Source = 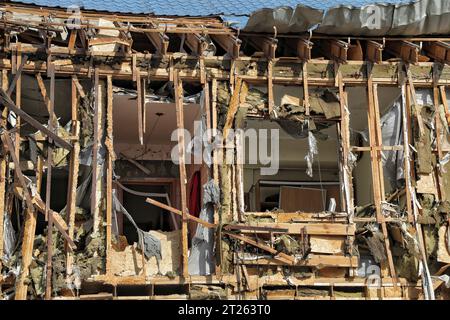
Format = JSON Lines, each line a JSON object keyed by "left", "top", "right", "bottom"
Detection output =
{"left": 188, "top": 171, "right": 201, "bottom": 218}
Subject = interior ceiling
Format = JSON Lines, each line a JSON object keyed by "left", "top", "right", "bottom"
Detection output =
{"left": 245, "top": 119, "right": 339, "bottom": 169}
{"left": 113, "top": 94, "right": 201, "bottom": 145}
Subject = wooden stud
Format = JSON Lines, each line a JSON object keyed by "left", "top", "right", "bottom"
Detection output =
{"left": 91, "top": 68, "right": 100, "bottom": 233}
{"left": 136, "top": 69, "right": 144, "bottom": 145}
{"left": 366, "top": 63, "right": 398, "bottom": 286}
{"left": 303, "top": 62, "right": 310, "bottom": 116}
{"left": 45, "top": 64, "right": 55, "bottom": 299}
{"left": 65, "top": 77, "right": 81, "bottom": 277}
{"left": 1, "top": 133, "right": 37, "bottom": 300}
{"left": 174, "top": 71, "right": 189, "bottom": 278}
{"left": 106, "top": 75, "right": 113, "bottom": 274}
{"left": 267, "top": 60, "right": 274, "bottom": 116}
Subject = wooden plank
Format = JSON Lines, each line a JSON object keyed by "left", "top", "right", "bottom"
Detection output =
{"left": 240, "top": 254, "right": 358, "bottom": 268}
{"left": 267, "top": 60, "right": 274, "bottom": 115}
{"left": 310, "top": 235, "right": 345, "bottom": 254}
{"left": 106, "top": 75, "right": 113, "bottom": 275}
{"left": 367, "top": 64, "right": 398, "bottom": 285}
{"left": 72, "top": 75, "right": 86, "bottom": 98}
{"left": 45, "top": 64, "right": 55, "bottom": 299}
{"left": 174, "top": 71, "right": 189, "bottom": 278}
{"left": 235, "top": 222, "right": 355, "bottom": 236}
{"left": 302, "top": 62, "right": 310, "bottom": 115}
{"left": 91, "top": 68, "right": 100, "bottom": 233}
{"left": 66, "top": 77, "right": 81, "bottom": 277}
{"left": 14, "top": 45, "right": 22, "bottom": 159}
{"left": 222, "top": 78, "right": 248, "bottom": 141}
{"left": 136, "top": 69, "right": 143, "bottom": 145}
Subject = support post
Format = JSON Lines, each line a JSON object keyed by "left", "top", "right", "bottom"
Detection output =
{"left": 174, "top": 71, "right": 189, "bottom": 278}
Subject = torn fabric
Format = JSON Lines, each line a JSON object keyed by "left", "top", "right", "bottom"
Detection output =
{"left": 113, "top": 193, "right": 161, "bottom": 261}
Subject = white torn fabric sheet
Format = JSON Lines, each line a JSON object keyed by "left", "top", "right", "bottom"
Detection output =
{"left": 304, "top": 131, "right": 318, "bottom": 178}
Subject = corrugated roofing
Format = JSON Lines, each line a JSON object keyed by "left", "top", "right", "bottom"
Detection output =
{"left": 9, "top": 0, "right": 413, "bottom": 16}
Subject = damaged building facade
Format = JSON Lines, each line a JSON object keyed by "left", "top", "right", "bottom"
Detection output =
{"left": 0, "top": 0, "right": 450, "bottom": 300}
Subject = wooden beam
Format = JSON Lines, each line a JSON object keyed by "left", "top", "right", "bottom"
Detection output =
{"left": 211, "top": 34, "right": 241, "bottom": 58}
{"left": 105, "top": 75, "right": 113, "bottom": 275}
{"left": 136, "top": 69, "right": 144, "bottom": 145}
{"left": 145, "top": 25, "right": 169, "bottom": 55}
{"left": 423, "top": 41, "right": 450, "bottom": 65}
{"left": 385, "top": 41, "right": 420, "bottom": 64}
{"left": 1, "top": 132, "right": 37, "bottom": 300}
{"left": 184, "top": 33, "right": 205, "bottom": 56}
{"left": 0, "top": 88, "right": 72, "bottom": 150}
{"left": 318, "top": 39, "right": 349, "bottom": 63}
{"left": 6, "top": 55, "right": 28, "bottom": 96}
{"left": 44, "top": 64, "right": 55, "bottom": 299}
{"left": 222, "top": 78, "right": 248, "bottom": 141}
{"left": 146, "top": 197, "right": 216, "bottom": 229}
{"left": 367, "top": 64, "right": 398, "bottom": 285}
{"left": 297, "top": 38, "right": 313, "bottom": 61}
{"left": 72, "top": 75, "right": 86, "bottom": 99}
{"left": 65, "top": 76, "right": 81, "bottom": 277}
{"left": 240, "top": 254, "right": 359, "bottom": 268}
{"left": 234, "top": 222, "right": 355, "bottom": 236}
{"left": 174, "top": 71, "right": 189, "bottom": 278}
{"left": 366, "top": 40, "right": 384, "bottom": 63}
{"left": 91, "top": 68, "right": 100, "bottom": 233}
{"left": 246, "top": 36, "right": 277, "bottom": 59}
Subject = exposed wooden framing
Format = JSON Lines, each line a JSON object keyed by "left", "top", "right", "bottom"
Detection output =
{"left": 0, "top": 88, "right": 73, "bottom": 150}
{"left": 297, "top": 38, "right": 313, "bottom": 61}
{"left": 3, "top": 3, "right": 450, "bottom": 299}
{"left": 72, "top": 75, "right": 86, "bottom": 98}
{"left": 338, "top": 73, "right": 353, "bottom": 217}
{"left": 6, "top": 55, "right": 28, "bottom": 97}
{"left": 404, "top": 75, "right": 436, "bottom": 299}
{"left": 173, "top": 71, "right": 189, "bottom": 278}
{"left": 366, "top": 63, "right": 398, "bottom": 286}
{"left": 65, "top": 76, "right": 81, "bottom": 278}
{"left": 145, "top": 24, "right": 169, "bottom": 55}
{"left": 246, "top": 36, "right": 277, "bottom": 59}
{"left": 423, "top": 41, "right": 450, "bottom": 65}
{"left": 91, "top": 68, "right": 100, "bottom": 233}
{"left": 267, "top": 60, "right": 274, "bottom": 115}
{"left": 211, "top": 34, "right": 241, "bottom": 58}
{"left": 240, "top": 255, "right": 359, "bottom": 268}
{"left": 439, "top": 86, "right": 450, "bottom": 126}
{"left": 136, "top": 69, "right": 144, "bottom": 145}
{"left": 1, "top": 132, "right": 36, "bottom": 300}
{"left": 385, "top": 41, "right": 420, "bottom": 64}
{"left": 106, "top": 75, "right": 113, "bottom": 275}
{"left": 318, "top": 39, "right": 348, "bottom": 63}
{"left": 68, "top": 29, "right": 77, "bottom": 51}
{"left": 14, "top": 44, "right": 21, "bottom": 158}
{"left": 366, "top": 40, "right": 384, "bottom": 63}
{"left": 44, "top": 63, "right": 56, "bottom": 299}
{"left": 0, "top": 150, "right": 5, "bottom": 269}
{"left": 184, "top": 33, "right": 205, "bottom": 56}
{"left": 223, "top": 78, "right": 249, "bottom": 141}
{"left": 0, "top": 69, "right": 8, "bottom": 269}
